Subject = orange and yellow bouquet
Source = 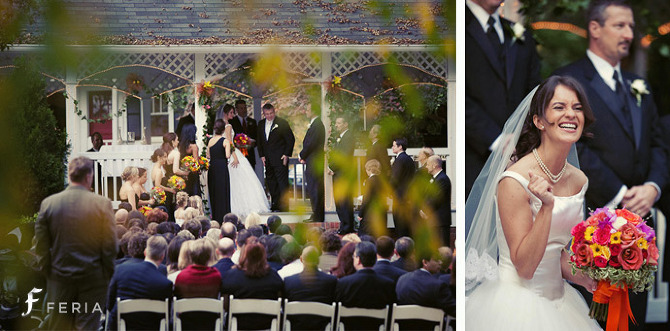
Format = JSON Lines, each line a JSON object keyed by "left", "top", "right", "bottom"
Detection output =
{"left": 167, "top": 175, "right": 186, "bottom": 191}
{"left": 180, "top": 155, "right": 200, "bottom": 172}
{"left": 150, "top": 186, "right": 166, "bottom": 205}
{"left": 569, "top": 207, "right": 658, "bottom": 329}
{"left": 198, "top": 156, "right": 209, "bottom": 171}
{"left": 139, "top": 206, "right": 152, "bottom": 216}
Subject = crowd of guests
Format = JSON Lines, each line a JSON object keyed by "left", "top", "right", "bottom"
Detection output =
{"left": 108, "top": 208, "right": 455, "bottom": 330}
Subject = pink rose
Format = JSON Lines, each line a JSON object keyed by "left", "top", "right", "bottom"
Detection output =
{"left": 593, "top": 227, "right": 611, "bottom": 245}
{"left": 594, "top": 256, "right": 608, "bottom": 268}
{"left": 647, "top": 243, "right": 659, "bottom": 266}
{"left": 619, "top": 223, "right": 641, "bottom": 248}
{"left": 620, "top": 245, "right": 644, "bottom": 270}
{"left": 575, "top": 243, "right": 593, "bottom": 267}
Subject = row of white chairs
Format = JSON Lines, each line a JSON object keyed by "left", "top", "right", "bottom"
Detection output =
{"left": 114, "top": 295, "right": 448, "bottom": 331}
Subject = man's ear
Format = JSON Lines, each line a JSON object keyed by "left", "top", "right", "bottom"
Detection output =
{"left": 588, "top": 20, "right": 601, "bottom": 40}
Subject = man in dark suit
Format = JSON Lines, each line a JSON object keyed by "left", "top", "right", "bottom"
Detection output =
{"left": 175, "top": 103, "right": 195, "bottom": 139}
{"left": 328, "top": 116, "right": 356, "bottom": 234}
{"left": 335, "top": 242, "right": 396, "bottom": 330}
{"left": 299, "top": 106, "right": 326, "bottom": 222}
{"left": 373, "top": 236, "right": 406, "bottom": 283}
{"left": 390, "top": 137, "right": 416, "bottom": 237}
{"left": 422, "top": 155, "right": 452, "bottom": 247}
{"left": 107, "top": 235, "right": 173, "bottom": 330}
{"left": 87, "top": 132, "right": 103, "bottom": 152}
{"left": 213, "top": 237, "right": 236, "bottom": 278}
{"left": 366, "top": 124, "right": 391, "bottom": 178}
{"left": 554, "top": 2, "right": 668, "bottom": 329}
{"left": 257, "top": 103, "right": 295, "bottom": 211}
{"left": 465, "top": 0, "right": 541, "bottom": 208}
{"left": 284, "top": 246, "right": 338, "bottom": 330}
{"left": 229, "top": 100, "right": 258, "bottom": 169}
{"left": 391, "top": 236, "right": 417, "bottom": 272}
{"left": 34, "top": 156, "right": 117, "bottom": 330}
{"left": 396, "top": 251, "right": 455, "bottom": 329}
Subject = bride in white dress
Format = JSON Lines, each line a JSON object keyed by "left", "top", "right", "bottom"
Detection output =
{"left": 220, "top": 105, "right": 270, "bottom": 218}
{"left": 465, "top": 76, "right": 601, "bottom": 330}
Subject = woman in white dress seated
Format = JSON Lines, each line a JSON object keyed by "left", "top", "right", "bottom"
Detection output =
{"left": 465, "top": 76, "right": 601, "bottom": 330}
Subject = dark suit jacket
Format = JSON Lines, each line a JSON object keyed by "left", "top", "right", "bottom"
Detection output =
{"left": 391, "top": 152, "right": 416, "bottom": 197}
{"left": 554, "top": 57, "right": 668, "bottom": 209}
{"left": 35, "top": 185, "right": 117, "bottom": 281}
{"left": 330, "top": 129, "right": 356, "bottom": 175}
{"left": 213, "top": 257, "right": 235, "bottom": 281}
{"left": 107, "top": 261, "right": 173, "bottom": 330}
{"left": 429, "top": 170, "right": 452, "bottom": 246}
{"left": 176, "top": 113, "right": 195, "bottom": 139}
{"left": 230, "top": 115, "right": 258, "bottom": 167}
{"left": 396, "top": 269, "right": 455, "bottom": 329}
{"left": 299, "top": 117, "right": 326, "bottom": 165}
{"left": 119, "top": 257, "right": 168, "bottom": 276}
{"left": 335, "top": 268, "right": 395, "bottom": 330}
{"left": 465, "top": 5, "right": 541, "bottom": 197}
{"left": 283, "top": 269, "right": 337, "bottom": 330}
{"left": 221, "top": 267, "right": 283, "bottom": 330}
{"left": 367, "top": 140, "right": 391, "bottom": 177}
{"left": 391, "top": 258, "right": 417, "bottom": 272}
{"left": 257, "top": 116, "right": 295, "bottom": 167}
{"left": 372, "top": 260, "right": 406, "bottom": 283}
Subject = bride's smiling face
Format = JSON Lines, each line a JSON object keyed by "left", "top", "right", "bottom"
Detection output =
{"left": 534, "top": 84, "right": 584, "bottom": 144}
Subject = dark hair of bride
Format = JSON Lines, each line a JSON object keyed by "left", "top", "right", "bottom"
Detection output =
{"left": 512, "top": 75, "right": 595, "bottom": 161}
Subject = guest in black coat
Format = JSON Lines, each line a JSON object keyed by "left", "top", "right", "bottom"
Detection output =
{"left": 390, "top": 137, "right": 416, "bottom": 237}
{"left": 283, "top": 246, "right": 338, "bottom": 330}
{"left": 229, "top": 100, "right": 258, "bottom": 169}
{"left": 175, "top": 104, "right": 195, "bottom": 139}
{"left": 335, "top": 242, "right": 395, "bottom": 330}
{"left": 299, "top": 106, "right": 326, "bottom": 222}
{"left": 390, "top": 236, "right": 417, "bottom": 272}
{"left": 328, "top": 116, "right": 356, "bottom": 234}
{"left": 373, "top": 236, "right": 406, "bottom": 283}
{"left": 396, "top": 251, "right": 455, "bottom": 330}
{"left": 222, "top": 241, "right": 284, "bottom": 330}
{"left": 257, "top": 104, "right": 295, "bottom": 211}
{"left": 366, "top": 124, "right": 391, "bottom": 178}
{"left": 358, "top": 159, "right": 391, "bottom": 236}
{"left": 422, "top": 155, "right": 452, "bottom": 247}
{"left": 213, "top": 237, "right": 236, "bottom": 279}
{"left": 107, "top": 235, "right": 173, "bottom": 330}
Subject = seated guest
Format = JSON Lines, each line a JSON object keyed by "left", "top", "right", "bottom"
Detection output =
{"left": 437, "top": 246, "right": 453, "bottom": 284}
{"left": 168, "top": 239, "right": 194, "bottom": 283}
{"left": 278, "top": 241, "right": 303, "bottom": 279}
{"left": 373, "top": 236, "right": 406, "bottom": 283}
{"left": 266, "top": 235, "right": 287, "bottom": 271}
{"left": 221, "top": 240, "right": 283, "bottom": 330}
{"left": 213, "top": 237, "right": 236, "bottom": 277}
{"left": 147, "top": 222, "right": 158, "bottom": 235}
{"left": 266, "top": 215, "right": 282, "bottom": 235}
{"left": 197, "top": 216, "right": 211, "bottom": 235}
{"left": 283, "top": 246, "right": 338, "bottom": 330}
{"left": 275, "top": 224, "right": 292, "bottom": 236}
{"left": 220, "top": 221, "right": 237, "bottom": 241}
{"left": 330, "top": 242, "right": 356, "bottom": 278}
{"left": 146, "top": 208, "right": 168, "bottom": 224}
{"left": 174, "top": 238, "right": 222, "bottom": 330}
{"left": 223, "top": 213, "right": 243, "bottom": 230}
{"left": 176, "top": 229, "right": 195, "bottom": 241}
{"left": 107, "top": 235, "right": 173, "bottom": 330}
{"left": 210, "top": 220, "right": 220, "bottom": 229}
{"left": 244, "top": 212, "right": 262, "bottom": 229}
{"left": 166, "top": 236, "right": 188, "bottom": 275}
{"left": 391, "top": 236, "right": 416, "bottom": 272}
{"left": 341, "top": 233, "right": 360, "bottom": 245}
{"left": 318, "top": 230, "right": 341, "bottom": 272}
{"left": 396, "top": 250, "right": 455, "bottom": 329}
{"left": 120, "top": 232, "right": 150, "bottom": 264}
{"left": 248, "top": 224, "right": 264, "bottom": 238}
{"left": 127, "top": 210, "right": 146, "bottom": 227}
{"left": 206, "top": 228, "right": 221, "bottom": 242}
{"left": 335, "top": 241, "right": 395, "bottom": 330}
{"left": 118, "top": 201, "right": 132, "bottom": 212}
{"left": 182, "top": 219, "right": 202, "bottom": 239}
{"left": 115, "top": 209, "right": 129, "bottom": 225}
{"left": 231, "top": 228, "right": 253, "bottom": 264}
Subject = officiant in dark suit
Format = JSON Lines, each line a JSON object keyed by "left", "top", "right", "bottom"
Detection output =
{"left": 328, "top": 116, "right": 356, "bottom": 234}
{"left": 554, "top": 1, "right": 668, "bottom": 329}
{"left": 299, "top": 105, "right": 326, "bottom": 222}
{"left": 229, "top": 100, "right": 258, "bottom": 169}
{"left": 465, "top": 0, "right": 541, "bottom": 214}
{"left": 257, "top": 103, "right": 295, "bottom": 212}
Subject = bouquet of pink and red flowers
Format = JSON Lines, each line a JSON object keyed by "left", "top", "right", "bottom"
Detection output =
{"left": 198, "top": 156, "right": 209, "bottom": 171}
{"left": 167, "top": 175, "right": 186, "bottom": 191}
{"left": 150, "top": 186, "right": 166, "bottom": 205}
{"left": 180, "top": 155, "right": 200, "bottom": 172}
{"left": 234, "top": 133, "right": 251, "bottom": 156}
{"left": 569, "top": 207, "right": 658, "bottom": 328}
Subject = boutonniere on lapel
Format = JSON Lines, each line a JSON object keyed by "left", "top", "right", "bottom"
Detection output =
{"left": 630, "top": 79, "right": 649, "bottom": 107}
{"left": 336, "top": 137, "right": 341, "bottom": 143}
{"left": 505, "top": 22, "right": 526, "bottom": 43}
{"left": 271, "top": 123, "right": 279, "bottom": 132}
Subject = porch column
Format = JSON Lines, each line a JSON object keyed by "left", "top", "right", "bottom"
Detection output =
{"left": 321, "top": 51, "right": 335, "bottom": 212}
{"left": 193, "top": 53, "right": 206, "bottom": 152}
{"left": 65, "top": 66, "right": 80, "bottom": 156}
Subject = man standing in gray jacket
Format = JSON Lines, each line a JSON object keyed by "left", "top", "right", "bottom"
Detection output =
{"left": 35, "top": 156, "right": 117, "bottom": 330}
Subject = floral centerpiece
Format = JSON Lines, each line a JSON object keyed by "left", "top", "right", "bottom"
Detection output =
{"left": 569, "top": 207, "right": 658, "bottom": 329}
{"left": 150, "top": 186, "right": 166, "bottom": 205}
{"left": 181, "top": 155, "right": 200, "bottom": 172}
{"left": 167, "top": 175, "right": 186, "bottom": 191}
{"left": 198, "top": 156, "right": 209, "bottom": 171}
{"left": 197, "top": 80, "right": 215, "bottom": 109}
{"left": 139, "top": 206, "right": 152, "bottom": 216}
{"left": 234, "top": 133, "right": 252, "bottom": 156}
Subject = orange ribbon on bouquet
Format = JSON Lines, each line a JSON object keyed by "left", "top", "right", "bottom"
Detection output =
{"left": 240, "top": 148, "right": 248, "bottom": 156}
{"left": 592, "top": 280, "right": 636, "bottom": 331}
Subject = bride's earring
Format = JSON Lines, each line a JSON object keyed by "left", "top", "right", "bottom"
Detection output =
{"left": 539, "top": 125, "right": 545, "bottom": 130}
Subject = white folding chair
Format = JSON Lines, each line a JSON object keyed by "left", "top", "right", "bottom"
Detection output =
{"left": 116, "top": 298, "right": 169, "bottom": 331}
{"left": 282, "top": 299, "right": 336, "bottom": 331}
{"left": 227, "top": 295, "right": 282, "bottom": 331}
{"left": 389, "top": 304, "right": 444, "bottom": 331}
{"left": 335, "top": 302, "right": 388, "bottom": 331}
{"left": 172, "top": 297, "right": 225, "bottom": 331}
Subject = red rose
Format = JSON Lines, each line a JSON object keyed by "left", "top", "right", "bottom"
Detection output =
{"left": 648, "top": 243, "right": 659, "bottom": 265}
{"left": 620, "top": 245, "right": 643, "bottom": 270}
{"left": 616, "top": 209, "right": 642, "bottom": 225}
{"left": 609, "top": 255, "right": 621, "bottom": 268}
{"left": 610, "top": 244, "right": 622, "bottom": 257}
{"left": 593, "top": 227, "right": 611, "bottom": 246}
{"left": 594, "top": 256, "right": 608, "bottom": 268}
{"left": 572, "top": 223, "right": 586, "bottom": 243}
{"left": 619, "top": 223, "right": 641, "bottom": 248}
{"left": 575, "top": 243, "right": 593, "bottom": 267}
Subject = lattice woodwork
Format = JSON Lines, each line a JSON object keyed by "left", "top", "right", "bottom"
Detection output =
{"left": 331, "top": 51, "right": 447, "bottom": 80}
{"left": 282, "top": 52, "right": 321, "bottom": 78}
{"left": 204, "top": 53, "right": 255, "bottom": 78}
{"left": 76, "top": 52, "right": 195, "bottom": 81}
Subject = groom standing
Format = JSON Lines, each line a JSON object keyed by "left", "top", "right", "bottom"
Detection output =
{"left": 555, "top": 1, "right": 668, "bottom": 329}
{"left": 299, "top": 106, "right": 326, "bottom": 222}
{"left": 257, "top": 103, "right": 295, "bottom": 212}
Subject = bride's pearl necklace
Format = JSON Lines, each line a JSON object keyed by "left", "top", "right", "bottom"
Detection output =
{"left": 532, "top": 148, "right": 567, "bottom": 184}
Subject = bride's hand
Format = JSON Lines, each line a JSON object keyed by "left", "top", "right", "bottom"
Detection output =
{"left": 528, "top": 171, "right": 554, "bottom": 207}
{"left": 230, "top": 159, "right": 239, "bottom": 168}
{"left": 572, "top": 270, "right": 598, "bottom": 293}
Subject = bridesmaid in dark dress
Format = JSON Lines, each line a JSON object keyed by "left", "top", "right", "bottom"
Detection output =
{"left": 162, "top": 132, "right": 188, "bottom": 222}
{"left": 119, "top": 166, "right": 140, "bottom": 211}
{"left": 207, "top": 119, "right": 231, "bottom": 223}
{"left": 179, "top": 124, "right": 201, "bottom": 197}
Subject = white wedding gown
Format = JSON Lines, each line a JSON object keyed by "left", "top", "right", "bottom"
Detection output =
{"left": 228, "top": 128, "right": 270, "bottom": 218}
{"left": 466, "top": 171, "right": 601, "bottom": 330}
